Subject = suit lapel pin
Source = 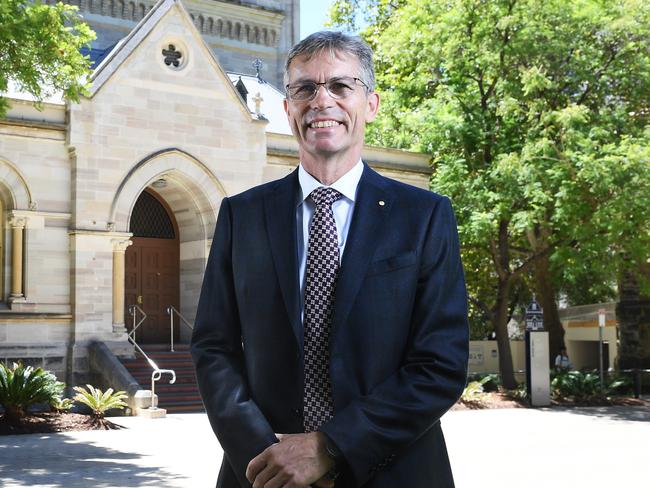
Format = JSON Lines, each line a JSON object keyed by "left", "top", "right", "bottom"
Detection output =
{"left": 378, "top": 200, "right": 385, "bottom": 206}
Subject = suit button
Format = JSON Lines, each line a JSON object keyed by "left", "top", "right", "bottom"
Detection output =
{"left": 292, "top": 408, "right": 302, "bottom": 418}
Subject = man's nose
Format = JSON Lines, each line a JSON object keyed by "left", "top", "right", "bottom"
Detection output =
{"left": 309, "top": 83, "right": 334, "bottom": 109}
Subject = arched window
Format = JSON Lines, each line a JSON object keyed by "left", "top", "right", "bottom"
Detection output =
{"left": 130, "top": 190, "right": 175, "bottom": 239}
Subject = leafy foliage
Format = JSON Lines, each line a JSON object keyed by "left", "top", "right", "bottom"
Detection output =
{"left": 467, "top": 373, "right": 500, "bottom": 392}
{"left": 330, "top": 0, "right": 650, "bottom": 385}
{"left": 327, "top": 0, "right": 406, "bottom": 33}
{"left": 505, "top": 382, "right": 529, "bottom": 402}
{"left": 0, "top": 0, "right": 95, "bottom": 116}
{"left": 52, "top": 396, "right": 74, "bottom": 413}
{"left": 72, "top": 384, "right": 128, "bottom": 419}
{"left": 461, "top": 373, "right": 498, "bottom": 402}
{"left": 0, "top": 361, "right": 65, "bottom": 423}
{"left": 551, "top": 370, "right": 630, "bottom": 402}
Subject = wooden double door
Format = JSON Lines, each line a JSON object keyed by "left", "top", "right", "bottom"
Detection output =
{"left": 125, "top": 190, "right": 180, "bottom": 344}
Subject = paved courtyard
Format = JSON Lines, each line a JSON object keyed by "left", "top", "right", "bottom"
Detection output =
{"left": 0, "top": 406, "right": 647, "bottom": 487}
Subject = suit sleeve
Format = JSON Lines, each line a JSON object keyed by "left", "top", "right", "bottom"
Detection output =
{"left": 191, "top": 197, "right": 276, "bottom": 487}
{"left": 320, "top": 197, "right": 469, "bottom": 486}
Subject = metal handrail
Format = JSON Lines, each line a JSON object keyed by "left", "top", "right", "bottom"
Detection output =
{"left": 620, "top": 368, "right": 650, "bottom": 399}
{"left": 128, "top": 304, "right": 176, "bottom": 409}
{"left": 166, "top": 305, "right": 194, "bottom": 352}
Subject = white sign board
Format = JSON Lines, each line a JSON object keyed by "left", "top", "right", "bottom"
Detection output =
{"left": 529, "top": 331, "right": 551, "bottom": 407}
{"left": 598, "top": 309, "right": 606, "bottom": 327}
{"left": 469, "top": 345, "right": 484, "bottom": 365}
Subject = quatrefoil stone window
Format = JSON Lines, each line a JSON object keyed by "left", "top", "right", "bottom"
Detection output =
{"left": 162, "top": 44, "right": 183, "bottom": 68}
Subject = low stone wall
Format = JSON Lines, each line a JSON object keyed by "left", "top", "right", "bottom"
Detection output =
{"left": 0, "top": 313, "right": 73, "bottom": 381}
{"left": 88, "top": 341, "right": 151, "bottom": 414}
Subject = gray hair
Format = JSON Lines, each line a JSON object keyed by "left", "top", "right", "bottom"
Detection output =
{"left": 284, "top": 31, "right": 375, "bottom": 92}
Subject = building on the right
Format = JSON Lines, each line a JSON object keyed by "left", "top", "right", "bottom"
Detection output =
{"left": 558, "top": 302, "right": 618, "bottom": 371}
{"left": 467, "top": 297, "right": 650, "bottom": 380}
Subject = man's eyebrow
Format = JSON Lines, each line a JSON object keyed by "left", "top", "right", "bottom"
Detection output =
{"left": 288, "top": 75, "right": 352, "bottom": 84}
{"left": 288, "top": 77, "right": 315, "bottom": 84}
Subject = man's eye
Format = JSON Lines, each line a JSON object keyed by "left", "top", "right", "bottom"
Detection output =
{"left": 329, "top": 82, "right": 352, "bottom": 92}
{"left": 294, "top": 84, "right": 315, "bottom": 96}
{"left": 328, "top": 81, "right": 354, "bottom": 96}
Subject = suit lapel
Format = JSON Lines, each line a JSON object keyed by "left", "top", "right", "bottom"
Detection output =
{"left": 264, "top": 170, "right": 303, "bottom": 349}
{"left": 332, "top": 165, "right": 394, "bottom": 338}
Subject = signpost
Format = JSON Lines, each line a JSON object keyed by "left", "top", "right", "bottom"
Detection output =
{"left": 524, "top": 296, "right": 550, "bottom": 406}
{"left": 598, "top": 308, "right": 606, "bottom": 393}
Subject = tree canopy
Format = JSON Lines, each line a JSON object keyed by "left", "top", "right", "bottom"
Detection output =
{"left": 0, "top": 0, "right": 95, "bottom": 116}
{"left": 330, "top": 0, "right": 650, "bottom": 387}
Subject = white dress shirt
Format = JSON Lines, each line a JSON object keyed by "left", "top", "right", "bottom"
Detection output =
{"left": 296, "top": 160, "right": 364, "bottom": 311}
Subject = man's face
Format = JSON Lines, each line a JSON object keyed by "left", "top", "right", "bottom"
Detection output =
{"left": 283, "top": 50, "right": 379, "bottom": 163}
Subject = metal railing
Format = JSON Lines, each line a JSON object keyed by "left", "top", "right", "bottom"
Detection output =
{"left": 128, "top": 304, "right": 176, "bottom": 409}
{"left": 620, "top": 369, "right": 650, "bottom": 399}
{"left": 166, "top": 305, "right": 194, "bottom": 352}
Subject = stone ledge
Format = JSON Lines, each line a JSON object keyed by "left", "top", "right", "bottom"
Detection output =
{"left": 0, "top": 312, "right": 72, "bottom": 320}
{"left": 136, "top": 407, "right": 167, "bottom": 419}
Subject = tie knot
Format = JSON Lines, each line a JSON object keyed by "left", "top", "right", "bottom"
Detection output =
{"left": 309, "top": 187, "right": 342, "bottom": 207}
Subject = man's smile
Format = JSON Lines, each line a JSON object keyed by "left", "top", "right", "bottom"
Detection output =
{"left": 308, "top": 119, "right": 342, "bottom": 129}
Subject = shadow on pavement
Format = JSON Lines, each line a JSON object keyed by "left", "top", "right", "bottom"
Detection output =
{"left": 542, "top": 405, "right": 650, "bottom": 423}
{"left": 0, "top": 433, "right": 184, "bottom": 487}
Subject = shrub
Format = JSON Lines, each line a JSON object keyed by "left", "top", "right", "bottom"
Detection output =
{"left": 0, "top": 362, "right": 65, "bottom": 424}
{"left": 73, "top": 385, "right": 128, "bottom": 429}
{"left": 505, "top": 382, "right": 529, "bottom": 402}
{"left": 52, "top": 397, "right": 74, "bottom": 413}
{"left": 461, "top": 374, "right": 497, "bottom": 403}
{"left": 467, "top": 373, "right": 500, "bottom": 392}
{"left": 551, "top": 370, "right": 631, "bottom": 402}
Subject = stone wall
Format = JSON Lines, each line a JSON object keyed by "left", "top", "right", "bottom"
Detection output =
{"left": 51, "top": 0, "right": 297, "bottom": 87}
{"left": 0, "top": 0, "right": 435, "bottom": 387}
{"left": 65, "top": 1, "right": 267, "bottom": 372}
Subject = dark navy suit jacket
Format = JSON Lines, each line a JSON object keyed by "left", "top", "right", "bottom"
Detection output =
{"left": 191, "top": 164, "right": 469, "bottom": 487}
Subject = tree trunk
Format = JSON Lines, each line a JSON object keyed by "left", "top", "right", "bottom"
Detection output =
{"left": 1, "top": 405, "right": 25, "bottom": 425}
{"left": 617, "top": 269, "right": 650, "bottom": 370}
{"left": 533, "top": 253, "right": 565, "bottom": 366}
{"left": 492, "top": 277, "right": 517, "bottom": 389}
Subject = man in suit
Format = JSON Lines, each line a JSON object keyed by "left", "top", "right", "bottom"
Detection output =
{"left": 191, "top": 31, "right": 469, "bottom": 488}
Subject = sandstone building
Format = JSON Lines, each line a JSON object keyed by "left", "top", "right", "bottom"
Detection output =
{"left": 0, "top": 0, "right": 430, "bottom": 401}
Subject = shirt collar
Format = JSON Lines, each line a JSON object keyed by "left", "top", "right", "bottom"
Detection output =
{"left": 298, "top": 160, "right": 364, "bottom": 205}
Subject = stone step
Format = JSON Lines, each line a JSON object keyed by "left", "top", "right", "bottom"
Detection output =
{"left": 140, "top": 343, "right": 191, "bottom": 352}
{"left": 120, "top": 344, "right": 203, "bottom": 413}
{"left": 164, "top": 402, "right": 206, "bottom": 413}
{"left": 122, "top": 359, "right": 195, "bottom": 369}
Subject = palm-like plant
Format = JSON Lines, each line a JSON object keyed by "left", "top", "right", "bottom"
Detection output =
{"left": 0, "top": 362, "right": 65, "bottom": 424}
{"left": 52, "top": 397, "right": 74, "bottom": 413}
{"left": 73, "top": 385, "right": 128, "bottom": 429}
{"left": 551, "top": 370, "right": 630, "bottom": 403}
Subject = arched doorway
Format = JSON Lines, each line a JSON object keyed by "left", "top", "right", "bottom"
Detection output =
{"left": 125, "top": 189, "right": 180, "bottom": 344}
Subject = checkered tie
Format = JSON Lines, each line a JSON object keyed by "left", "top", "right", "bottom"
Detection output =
{"left": 303, "top": 187, "right": 342, "bottom": 432}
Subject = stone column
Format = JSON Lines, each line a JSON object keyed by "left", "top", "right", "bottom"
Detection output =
{"left": 112, "top": 238, "right": 132, "bottom": 334}
{"left": 9, "top": 217, "right": 26, "bottom": 300}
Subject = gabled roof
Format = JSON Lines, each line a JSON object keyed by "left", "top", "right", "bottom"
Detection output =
{"left": 88, "top": 0, "right": 253, "bottom": 119}
{"left": 227, "top": 73, "right": 292, "bottom": 135}
{"left": 80, "top": 42, "right": 120, "bottom": 69}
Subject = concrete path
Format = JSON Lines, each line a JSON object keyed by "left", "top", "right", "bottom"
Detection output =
{"left": 445, "top": 406, "right": 649, "bottom": 488}
{"left": 0, "top": 406, "right": 648, "bottom": 487}
{"left": 0, "top": 413, "right": 222, "bottom": 487}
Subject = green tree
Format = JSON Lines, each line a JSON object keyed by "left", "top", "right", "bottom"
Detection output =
{"left": 0, "top": 0, "right": 95, "bottom": 116}
{"left": 330, "top": 0, "right": 650, "bottom": 388}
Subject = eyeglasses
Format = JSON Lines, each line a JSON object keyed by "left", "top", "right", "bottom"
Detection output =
{"left": 285, "top": 76, "right": 369, "bottom": 102}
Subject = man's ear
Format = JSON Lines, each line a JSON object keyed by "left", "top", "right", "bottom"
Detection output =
{"left": 283, "top": 98, "right": 290, "bottom": 118}
{"left": 365, "top": 92, "right": 380, "bottom": 123}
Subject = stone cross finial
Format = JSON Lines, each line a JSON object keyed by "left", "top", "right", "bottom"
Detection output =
{"left": 253, "top": 58, "right": 263, "bottom": 81}
{"left": 252, "top": 92, "right": 263, "bottom": 117}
